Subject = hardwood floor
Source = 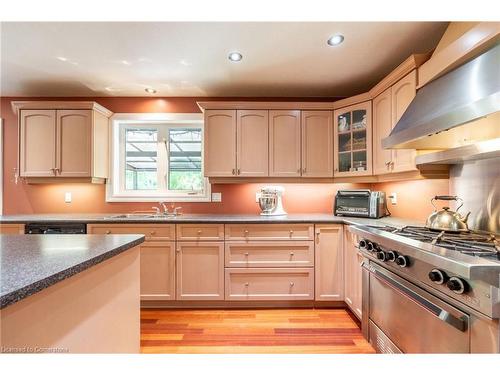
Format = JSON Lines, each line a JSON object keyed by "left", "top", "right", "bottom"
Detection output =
{"left": 140, "top": 308, "right": 375, "bottom": 353}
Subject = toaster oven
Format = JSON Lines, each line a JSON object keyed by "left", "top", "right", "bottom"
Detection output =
{"left": 334, "top": 189, "right": 388, "bottom": 218}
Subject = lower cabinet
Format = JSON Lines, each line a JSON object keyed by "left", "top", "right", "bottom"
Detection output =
{"left": 344, "top": 228, "right": 363, "bottom": 319}
{"left": 176, "top": 241, "right": 225, "bottom": 300}
{"left": 225, "top": 268, "right": 314, "bottom": 300}
{"left": 314, "top": 225, "right": 344, "bottom": 301}
{"left": 0, "top": 224, "right": 25, "bottom": 234}
{"left": 140, "top": 241, "right": 176, "bottom": 301}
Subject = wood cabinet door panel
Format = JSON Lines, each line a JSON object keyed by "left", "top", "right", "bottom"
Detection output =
{"left": 176, "top": 242, "right": 224, "bottom": 300}
{"left": 373, "top": 89, "right": 393, "bottom": 175}
{"left": 204, "top": 110, "right": 237, "bottom": 177}
{"left": 140, "top": 241, "right": 175, "bottom": 300}
{"left": 57, "top": 110, "right": 92, "bottom": 177}
{"left": 225, "top": 241, "right": 314, "bottom": 268}
{"left": 225, "top": 268, "right": 314, "bottom": 301}
{"left": 344, "top": 229, "right": 362, "bottom": 319}
{"left": 315, "top": 225, "right": 344, "bottom": 301}
{"left": 269, "top": 110, "right": 301, "bottom": 177}
{"left": 301, "top": 111, "right": 333, "bottom": 177}
{"left": 19, "top": 110, "right": 57, "bottom": 177}
{"left": 391, "top": 70, "right": 417, "bottom": 173}
{"left": 237, "top": 110, "right": 269, "bottom": 176}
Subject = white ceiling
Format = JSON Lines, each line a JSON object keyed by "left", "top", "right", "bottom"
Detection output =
{"left": 0, "top": 22, "right": 448, "bottom": 97}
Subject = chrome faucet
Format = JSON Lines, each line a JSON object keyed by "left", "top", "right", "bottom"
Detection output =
{"left": 153, "top": 202, "right": 182, "bottom": 216}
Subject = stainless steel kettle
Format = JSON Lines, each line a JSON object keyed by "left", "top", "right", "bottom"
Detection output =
{"left": 426, "top": 196, "right": 470, "bottom": 232}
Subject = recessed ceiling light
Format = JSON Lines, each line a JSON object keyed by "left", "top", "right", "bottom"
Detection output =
{"left": 56, "top": 56, "right": 68, "bottom": 61}
{"left": 121, "top": 60, "right": 131, "bottom": 65}
{"left": 228, "top": 52, "right": 243, "bottom": 62}
{"left": 327, "top": 34, "right": 345, "bottom": 46}
{"left": 145, "top": 88, "right": 157, "bottom": 94}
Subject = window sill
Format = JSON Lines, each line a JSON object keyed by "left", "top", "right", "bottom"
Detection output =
{"left": 105, "top": 194, "right": 213, "bottom": 203}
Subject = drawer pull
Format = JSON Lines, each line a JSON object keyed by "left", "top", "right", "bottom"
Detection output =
{"left": 244, "top": 230, "right": 249, "bottom": 236}
{"left": 176, "top": 248, "right": 180, "bottom": 253}
{"left": 105, "top": 230, "right": 111, "bottom": 234}
{"left": 289, "top": 230, "right": 294, "bottom": 236}
{"left": 150, "top": 231, "right": 156, "bottom": 235}
{"left": 244, "top": 282, "right": 249, "bottom": 287}
{"left": 290, "top": 282, "right": 294, "bottom": 287}
{"left": 290, "top": 252, "right": 294, "bottom": 256}
{"left": 244, "top": 252, "right": 249, "bottom": 257}
{"left": 197, "top": 230, "right": 202, "bottom": 235}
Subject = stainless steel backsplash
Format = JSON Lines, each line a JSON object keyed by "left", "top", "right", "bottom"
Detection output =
{"left": 449, "top": 157, "right": 500, "bottom": 233}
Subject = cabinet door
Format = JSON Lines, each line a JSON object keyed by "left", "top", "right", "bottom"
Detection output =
{"left": 57, "top": 110, "right": 92, "bottom": 177}
{"left": 19, "top": 110, "right": 57, "bottom": 177}
{"left": 344, "top": 229, "right": 362, "bottom": 319}
{"left": 237, "top": 110, "right": 268, "bottom": 176}
{"left": 315, "top": 225, "right": 344, "bottom": 301}
{"left": 176, "top": 241, "right": 224, "bottom": 300}
{"left": 269, "top": 110, "right": 301, "bottom": 177}
{"left": 372, "top": 89, "right": 393, "bottom": 175}
{"left": 204, "top": 110, "right": 237, "bottom": 177}
{"left": 391, "top": 70, "right": 417, "bottom": 173}
{"left": 301, "top": 111, "right": 333, "bottom": 177}
{"left": 333, "top": 101, "right": 372, "bottom": 177}
{"left": 140, "top": 242, "right": 176, "bottom": 300}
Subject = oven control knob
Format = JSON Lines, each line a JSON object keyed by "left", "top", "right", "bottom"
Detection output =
{"left": 359, "top": 240, "right": 367, "bottom": 250}
{"left": 428, "top": 269, "right": 447, "bottom": 285}
{"left": 395, "top": 255, "right": 409, "bottom": 268}
{"left": 376, "top": 251, "right": 387, "bottom": 262}
{"left": 386, "top": 251, "right": 398, "bottom": 262}
{"left": 366, "top": 242, "right": 374, "bottom": 252}
{"left": 446, "top": 277, "right": 468, "bottom": 294}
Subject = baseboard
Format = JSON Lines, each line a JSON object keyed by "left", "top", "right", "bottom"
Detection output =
{"left": 141, "top": 300, "right": 347, "bottom": 309}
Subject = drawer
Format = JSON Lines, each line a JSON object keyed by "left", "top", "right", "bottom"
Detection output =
{"left": 225, "top": 224, "right": 314, "bottom": 241}
{"left": 225, "top": 268, "right": 314, "bottom": 300}
{"left": 176, "top": 224, "right": 224, "bottom": 241}
{"left": 87, "top": 224, "right": 175, "bottom": 241}
{"left": 225, "top": 241, "right": 314, "bottom": 268}
{"left": 0, "top": 224, "right": 25, "bottom": 234}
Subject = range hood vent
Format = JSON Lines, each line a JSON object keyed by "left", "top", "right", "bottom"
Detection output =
{"left": 382, "top": 43, "right": 500, "bottom": 151}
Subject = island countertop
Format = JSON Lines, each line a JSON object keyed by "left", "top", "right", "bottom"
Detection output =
{"left": 0, "top": 234, "right": 145, "bottom": 309}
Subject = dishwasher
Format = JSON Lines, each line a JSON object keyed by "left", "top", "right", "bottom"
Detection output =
{"left": 25, "top": 223, "right": 87, "bottom": 234}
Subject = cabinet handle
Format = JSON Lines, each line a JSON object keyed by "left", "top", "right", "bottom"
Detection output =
{"left": 289, "top": 230, "right": 294, "bottom": 236}
{"left": 244, "top": 282, "right": 249, "bottom": 287}
{"left": 105, "top": 230, "right": 111, "bottom": 234}
{"left": 232, "top": 169, "right": 236, "bottom": 175}
{"left": 316, "top": 232, "right": 320, "bottom": 243}
{"left": 176, "top": 248, "right": 181, "bottom": 253}
{"left": 290, "top": 252, "right": 294, "bottom": 256}
{"left": 237, "top": 169, "right": 241, "bottom": 175}
{"left": 51, "top": 168, "right": 57, "bottom": 175}
{"left": 290, "top": 282, "right": 294, "bottom": 287}
{"left": 244, "top": 230, "right": 249, "bottom": 236}
{"left": 150, "top": 231, "right": 156, "bottom": 235}
{"left": 244, "top": 252, "right": 249, "bottom": 256}
{"left": 197, "top": 230, "right": 202, "bottom": 235}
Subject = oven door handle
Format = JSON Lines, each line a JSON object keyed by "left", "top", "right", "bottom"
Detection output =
{"left": 368, "top": 265, "right": 468, "bottom": 332}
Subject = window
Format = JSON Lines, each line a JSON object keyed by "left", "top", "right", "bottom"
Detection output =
{"left": 107, "top": 113, "right": 210, "bottom": 202}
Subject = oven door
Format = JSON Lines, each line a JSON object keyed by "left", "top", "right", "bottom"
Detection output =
{"left": 367, "top": 261, "right": 470, "bottom": 353}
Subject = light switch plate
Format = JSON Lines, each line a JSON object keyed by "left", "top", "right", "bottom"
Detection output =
{"left": 389, "top": 192, "right": 397, "bottom": 205}
{"left": 211, "top": 192, "right": 222, "bottom": 202}
{"left": 64, "top": 192, "right": 72, "bottom": 203}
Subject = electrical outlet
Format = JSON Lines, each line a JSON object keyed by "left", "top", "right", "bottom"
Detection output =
{"left": 211, "top": 192, "right": 222, "bottom": 202}
{"left": 64, "top": 192, "right": 72, "bottom": 203}
{"left": 389, "top": 192, "right": 397, "bottom": 205}
{"left": 255, "top": 192, "right": 261, "bottom": 203}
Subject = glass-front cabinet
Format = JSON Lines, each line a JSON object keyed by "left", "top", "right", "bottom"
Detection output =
{"left": 333, "top": 101, "right": 372, "bottom": 177}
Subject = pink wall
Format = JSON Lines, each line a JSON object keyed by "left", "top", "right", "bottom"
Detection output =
{"left": 1, "top": 97, "right": 449, "bottom": 220}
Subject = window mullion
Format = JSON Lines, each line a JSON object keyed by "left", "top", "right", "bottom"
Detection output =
{"left": 157, "top": 126, "right": 169, "bottom": 193}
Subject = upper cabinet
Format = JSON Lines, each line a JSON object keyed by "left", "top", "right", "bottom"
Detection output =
{"left": 237, "top": 110, "right": 269, "bottom": 177}
{"left": 301, "top": 111, "right": 333, "bottom": 177}
{"left": 269, "top": 110, "right": 301, "bottom": 177}
{"left": 204, "top": 110, "right": 237, "bottom": 177}
{"left": 15, "top": 102, "right": 113, "bottom": 183}
{"left": 372, "top": 71, "right": 417, "bottom": 175}
{"left": 333, "top": 101, "right": 372, "bottom": 177}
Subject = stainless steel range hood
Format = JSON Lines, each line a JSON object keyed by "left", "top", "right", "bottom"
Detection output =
{"left": 382, "top": 43, "right": 500, "bottom": 153}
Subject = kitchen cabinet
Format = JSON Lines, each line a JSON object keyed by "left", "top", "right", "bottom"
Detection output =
{"left": 344, "top": 228, "right": 362, "bottom": 319}
{"left": 314, "top": 225, "right": 344, "bottom": 301}
{"left": 372, "top": 71, "right": 417, "bottom": 175}
{"left": 225, "top": 223, "right": 314, "bottom": 241}
{"left": 16, "top": 102, "right": 112, "bottom": 182}
{"left": 140, "top": 241, "right": 176, "bottom": 300}
{"left": 269, "top": 110, "right": 301, "bottom": 177}
{"left": 176, "top": 241, "right": 225, "bottom": 300}
{"left": 237, "top": 110, "right": 269, "bottom": 176}
{"left": 333, "top": 101, "right": 372, "bottom": 177}
{"left": 176, "top": 224, "right": 224, "bottom": 241}
{"left": 301, "top": 111, "right": 333, "bottom": 177}
{"left": 391, "top": 70, "right": 417, "bottom": 173}
{"left": 204, "top": 110, "right": 237, "bottom": 177}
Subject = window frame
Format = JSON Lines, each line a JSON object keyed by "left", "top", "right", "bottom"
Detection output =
{"left": 107, "top": 113, "right": 211, "bottom": 202}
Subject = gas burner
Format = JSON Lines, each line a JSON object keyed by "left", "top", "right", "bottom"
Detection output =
{"left": 374, "top": 225, "right": 500, "bottom": 259}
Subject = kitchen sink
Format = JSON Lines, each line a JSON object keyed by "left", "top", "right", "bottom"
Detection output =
{"left": 104, "top": 213, "right": 179, "bottom": 219}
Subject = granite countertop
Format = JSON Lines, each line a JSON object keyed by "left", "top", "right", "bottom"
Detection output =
{"left": 0, "top": 213, "right": 424, "bottom": 228}
{"left": 0, "top": 234, "right": 145, "bottom": 309}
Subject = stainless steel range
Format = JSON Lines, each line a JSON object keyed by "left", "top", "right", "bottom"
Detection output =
{"left": 349, "top": 224, "right": 500, "bottom": 353}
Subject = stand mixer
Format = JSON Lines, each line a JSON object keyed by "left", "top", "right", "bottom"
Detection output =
{"left": 257, "top": 186, "right": 287, "bottom": 216}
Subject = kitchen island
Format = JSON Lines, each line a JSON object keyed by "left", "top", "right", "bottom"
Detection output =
{"left": 0, "top": 234, "right": 145, "bottom": 353}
